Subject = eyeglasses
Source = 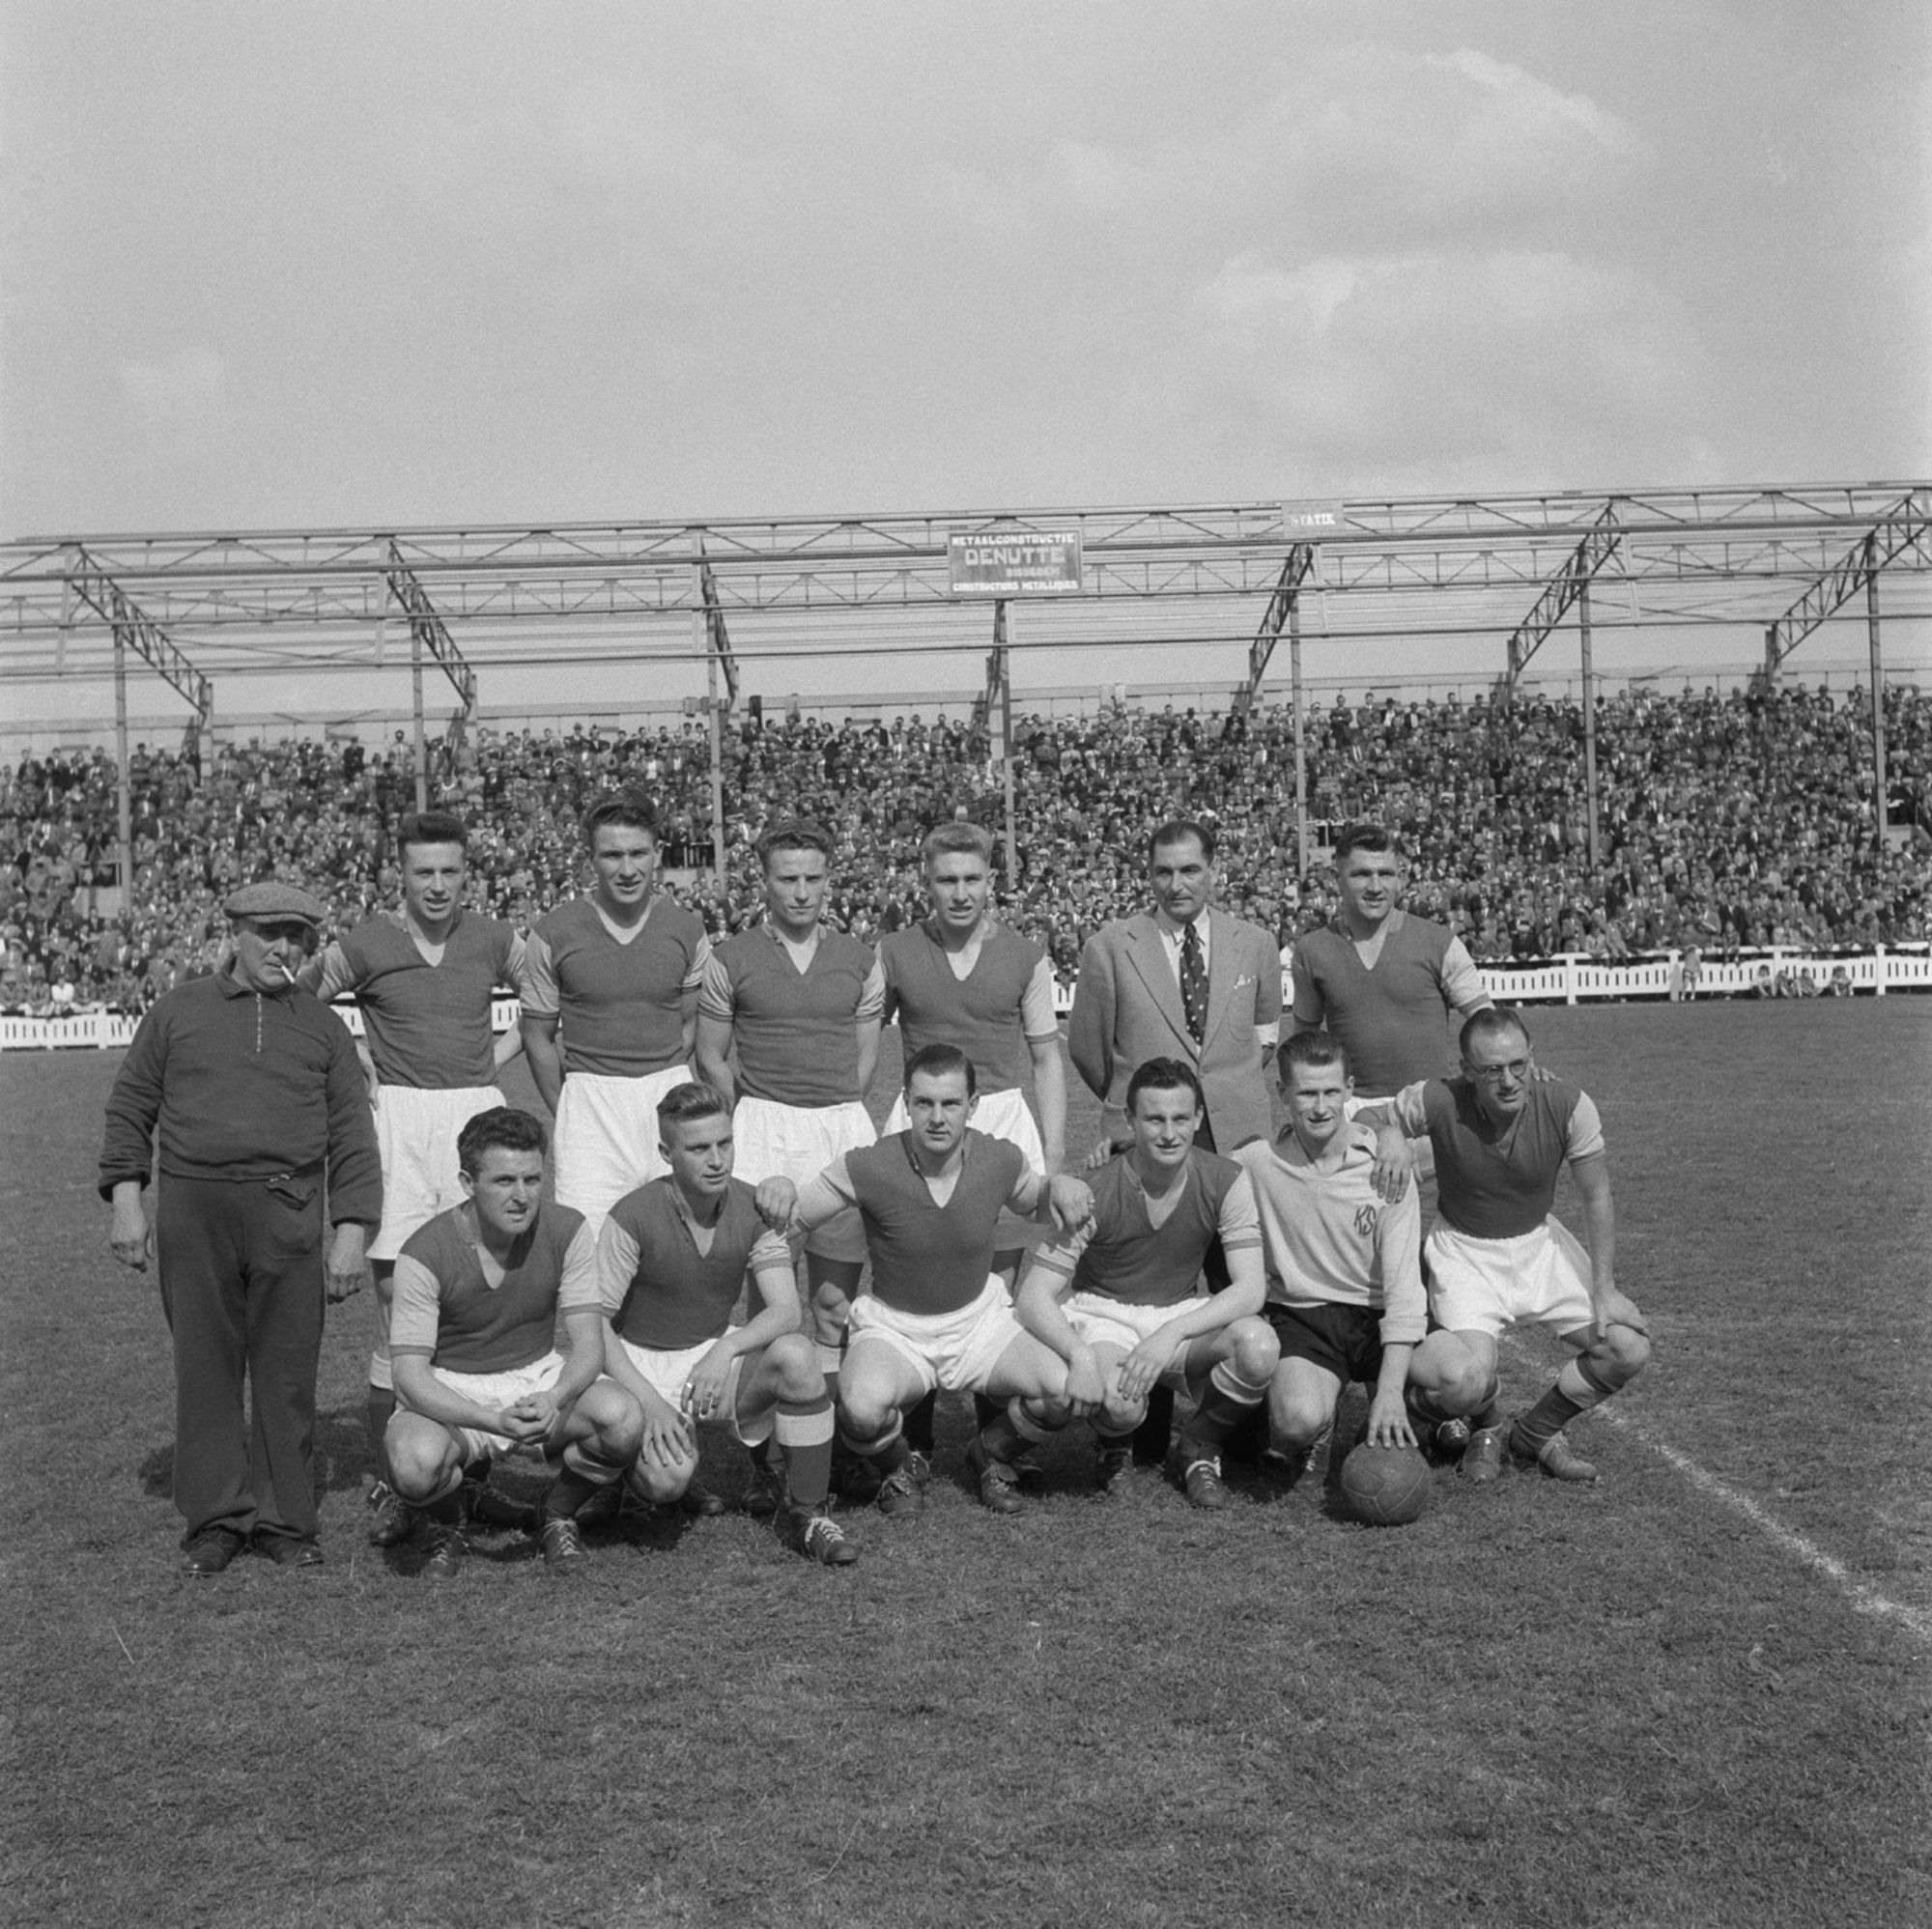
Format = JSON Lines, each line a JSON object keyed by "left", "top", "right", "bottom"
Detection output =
{"left": 1466, "top": 1058, "right": 1531, "bottom": 1085}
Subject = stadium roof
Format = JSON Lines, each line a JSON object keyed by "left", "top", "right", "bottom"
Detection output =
{"left": 3, "top": 482, "right": 1927, "bottom": 710}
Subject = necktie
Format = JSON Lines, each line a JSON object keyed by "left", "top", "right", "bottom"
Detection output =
{"left": 1180, "top": 921, "right": 1208, "bottom": 1043}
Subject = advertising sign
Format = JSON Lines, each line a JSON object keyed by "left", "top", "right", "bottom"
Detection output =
{"left": 1282, "top": 499, "right": 1348, "bottom": 537}
{"left": 949, "top": 529, "right": 1084, "bottom": 596}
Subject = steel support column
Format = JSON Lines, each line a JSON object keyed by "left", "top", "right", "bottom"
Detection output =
{"left": 987, "top": 602, "right": 1017, "bottom": 886}
{"left": 1502, "top": 509, "right": 1622, "bottom": 696}
{"left": 114, "top": 633, "right": 131, "bottom": 906}
{"left": 697, "top": 559, "right": 740, "bottom": 712}
{"left": 1578, "top": 581, "right": 1600, "bottom": 870}
{"left": 384, "top": 542, "right": 477, "bottom": 811}
{"left": 1290, "top": 594, "right": 1308, "bottom": 882}
{"left": 1867, "top": 554, "right": 1889, "bottom": 843}
{"left": 1248, "top": 545, "right": 1316, "bottom": 706}
{"left": 1762, "top": 495, "right": 1929, "bottom": 679}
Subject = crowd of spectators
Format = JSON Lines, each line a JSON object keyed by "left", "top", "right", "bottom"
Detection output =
{"left": 2, "top": 678, "right": 1926, "bottom": 1017}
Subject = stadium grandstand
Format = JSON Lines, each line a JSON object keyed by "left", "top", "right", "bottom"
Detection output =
{"left": 3, "top": 483, "right": 1927, "bottom": 1026}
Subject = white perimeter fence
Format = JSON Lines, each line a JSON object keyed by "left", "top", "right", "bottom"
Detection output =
{"left": 4, "top": 945, "right": 1926, "bottom": 1052}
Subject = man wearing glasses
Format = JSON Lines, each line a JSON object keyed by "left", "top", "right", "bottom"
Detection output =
{"left": 1357, "top": 1007, "right": 1651, "bottom": 1485}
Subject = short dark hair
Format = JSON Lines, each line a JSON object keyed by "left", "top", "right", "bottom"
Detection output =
{"left": 458, "top": 1106, "right": 548, "bottom": 1175}
{"left": 904, "top": 1041, "right": 976, "bottom": 1098}
{"left": 923, "top": 821, "right": 994, "bottom": 867}
{"left": 1149, "top": 819, "right": 1215, "bottom": 863}
{"left": 656, "top": 1080, "right": 733, "bottom": 1135}
{"left": 582, "top": 788, "right": 658, "bottom": 845}
{"left": 1460, "top": 1006, "right": 1529, "bottom": 1059}
{"left": 397, "top": 809, "right": 469, "bottom": 859}
{"left": 1126, "top": 1056, "right": 1204, "bottom": 1116}
{"left": 758, "top": 819, "right": 833, "bottom": 869}
{"left": 1280, "top": 1030, "right": 1349, "bottom": 1080}
{"left": 1332, "top": 822, "right": 1397, "bottom": 863}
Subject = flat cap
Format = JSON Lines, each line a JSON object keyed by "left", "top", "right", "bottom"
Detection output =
{"left": 224, "top": 881, "right": 327, "bottom": 925}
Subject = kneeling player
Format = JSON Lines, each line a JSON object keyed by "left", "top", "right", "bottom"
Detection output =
{"left": 759, "top": 1045, "right": 1094, "bottom": 1518}
{"left": 597, "top": 1082, "right": 857, "bottom": 1567}
{"left": 1233, "top": 1033, "right": 1425, "bottom": 1484}
{"left": 1357, "top": 1007, "right": 1651, "bottom": 1483}
{"left": 1015, "top": 1059, "right": 1275, "bottom": 1508}
{"left": 385, "top": 1108, "right": 644, "bottom": 1575}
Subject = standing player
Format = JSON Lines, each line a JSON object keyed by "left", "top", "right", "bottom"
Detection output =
{"left": 384, "top": 1107, "right": 644, "bottom": 1575}
{"left": 521, "top": 790, "right": 710, "bottom": 1231}
{"left": 879, "top": 820, "right": 1066, "bottom": 1459}
{"left": 1290, "top": 822, "right": 1492, "bottom": 1116}
{"left": 695, "top": 821, "right": 882, "bottom": 1423}
{"left": 1232, "top": 1032, "right": 1425, "bottom": 1483}
{"left": 596, "top": 1082, "right": 857, "bottom": 1566}
{"left": 297, "top": 808, "right": 529, "bottom": 1543}
{"left": 757, "top": 1046, "right": 1094, "bottom": 1518}
{"left": 1015, "top": 1059, "right": 1275, "bottom": 1508}
{"left": 1356, "top": 1008, "right": 1652, "bottom": 1483}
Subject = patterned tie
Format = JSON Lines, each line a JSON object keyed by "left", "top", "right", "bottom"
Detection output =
{"left": 1179, "top": 921, "right": 1208, "bottom": 1044}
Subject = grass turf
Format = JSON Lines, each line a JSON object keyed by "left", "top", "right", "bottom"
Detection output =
{"left": 3, "top": 999, "right": 1928, "bottom": 1928}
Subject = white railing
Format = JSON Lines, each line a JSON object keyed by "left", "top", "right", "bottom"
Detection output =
{"left": 9, "top": 945, "right": 1926, "bottom": 1050}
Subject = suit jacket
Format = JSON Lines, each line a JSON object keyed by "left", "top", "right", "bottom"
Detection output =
{"left": 1068, "top": 908, "right": 1282, "bottom": 1150}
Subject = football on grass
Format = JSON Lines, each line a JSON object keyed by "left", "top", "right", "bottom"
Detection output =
{"left": 1339, "top": 1443, "right": 1432, "bottom": 1525}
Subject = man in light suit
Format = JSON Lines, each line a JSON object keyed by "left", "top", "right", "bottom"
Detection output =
{"left": 1068, "top": 819, "right": 1283, "bottom": 1462}
{"left": 1069, "top": 819, "right": 1282, "bottom": 1158}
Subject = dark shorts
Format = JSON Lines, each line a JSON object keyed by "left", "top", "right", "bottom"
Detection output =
{"left": 1263, "top": 1301, "right": 1384, "bottom": 1389}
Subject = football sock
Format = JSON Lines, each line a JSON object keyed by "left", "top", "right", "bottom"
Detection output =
{"left": 1093, "top": 1421, "right": 1136, "bottom": 1451}
{"left": 1512, "top": 1355, "right": 1617, "bottom": 1459}
{"left": 840, "top": 1418, "right": 909, "bottom": 1476}
{"left": 1133, "top": 1383, "right": 1176, "bottom": 1464}
{"left": 547, "top": 1450, "right": 624, "bottom": 1521}
{"left": 775, "top": 1394, "right": 836, "bottom": 1511}
{"left": 906, "top": 1389, "right": 940, "bottom": 1456}
{"left": 979, "top": 1397, "right": 1054, "bottom": 1467}
{"left": 422, "top": 1471, "right": 464, "bottom": 1524}
{"left": 1179, "top": 1358, "right": 1270, "bottom": 1456}
{"left": 366, "top": 1386, "right": 397, "bottom": 1476}
{"left": 1469, "top": 1378, "right": 1503, "bottom": 1432}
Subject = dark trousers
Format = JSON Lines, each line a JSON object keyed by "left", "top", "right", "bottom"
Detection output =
{"left": 156, "top": 1175, "right": 326, "bottom": 1545}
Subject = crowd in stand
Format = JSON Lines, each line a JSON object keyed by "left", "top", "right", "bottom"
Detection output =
{"left": 2, "top": 679, "right": 1926, "bottom": 1016}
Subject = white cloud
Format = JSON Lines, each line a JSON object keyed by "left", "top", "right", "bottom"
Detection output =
{"left": 1179, "top": 248, "right": 1719, "bottom": 493}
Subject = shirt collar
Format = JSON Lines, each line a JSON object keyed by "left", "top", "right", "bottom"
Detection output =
{"left": 664, "top": 1175, "right": 728, "bottom": 1233}
{"left": 1153, "top": 906, "right": 1209, "bottom": 943}
{"left": 1330, "top": 906, "right": 1406, "bottom": 941}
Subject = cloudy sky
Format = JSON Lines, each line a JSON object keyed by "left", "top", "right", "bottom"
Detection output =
{"left": 5, "top": 0, "right": 1927, "bottom": 541}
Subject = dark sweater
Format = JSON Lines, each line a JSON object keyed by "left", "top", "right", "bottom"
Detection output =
{"left": 99, "top": 968, "right": 384, "bottom": 1225}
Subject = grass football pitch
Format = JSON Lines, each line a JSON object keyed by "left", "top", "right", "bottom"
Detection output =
{"left": 4, "top": 999, "right": 1928, "bottom": 1929}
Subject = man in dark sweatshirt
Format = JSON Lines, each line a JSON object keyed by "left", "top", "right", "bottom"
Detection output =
{"left": 100, "top": 881, "right": 383, "bottom": 1575}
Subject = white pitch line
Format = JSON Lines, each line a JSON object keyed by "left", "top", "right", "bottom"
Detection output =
{"left": 1598, "top": 1404, "right": 1932, "bottom": 1644}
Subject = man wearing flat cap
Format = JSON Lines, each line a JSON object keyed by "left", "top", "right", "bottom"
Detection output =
{"left": 100, "top": 881, "right": 384, "bottom": 1574}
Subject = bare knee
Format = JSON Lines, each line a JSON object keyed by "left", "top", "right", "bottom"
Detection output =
{"left": 1591, "top": 1322, "right": 1651, "bottom": 1386}
{"left": 386, "top": 1417, "right": 458, "bottom": 1500}
{"left": 582, "top": 1382, "right": 643, "bottom": 1459}
{"left": 765, "top": 1331, "right": 825, "bottom": 1404}
{"left": 838, "top": 1376, "right": 897, "bottom": 1441}
{"left": 1267, "top": 1377, "right": 1333, "bottom": 1449}
{"left": 1227, "top": 1318, "right": 1279, "bottom": 1385}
